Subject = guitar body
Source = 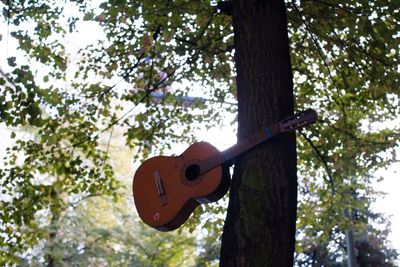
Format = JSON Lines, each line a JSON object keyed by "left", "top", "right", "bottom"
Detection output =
{"left": 133, "top": 142, "right": 230, "bottom": 231}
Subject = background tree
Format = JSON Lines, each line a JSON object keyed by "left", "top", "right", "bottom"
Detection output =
{"left": 1, "top": 0, "right": 399, "bottom": 266}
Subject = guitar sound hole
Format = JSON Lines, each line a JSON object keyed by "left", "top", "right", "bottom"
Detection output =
{"left": 185, "top": 164, "right": 201, "bottom": 181}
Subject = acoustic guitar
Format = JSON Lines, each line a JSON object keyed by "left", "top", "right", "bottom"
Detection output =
{"left": 132, "top": 109, "right": 317, "bottom": 231}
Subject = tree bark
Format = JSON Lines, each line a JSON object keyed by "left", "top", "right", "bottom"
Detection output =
{"left": 220, "top": 0, "right": 297, "bottom": 266}
{"left": 45, "top": 212, "right": 58, "bottom": 267}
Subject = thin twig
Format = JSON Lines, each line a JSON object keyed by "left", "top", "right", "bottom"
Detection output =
{"left": 299, "top": 130, "right": 336, "bottom": 195}
{"left": 291, "top": 1, "right": 345, "bottom": 112}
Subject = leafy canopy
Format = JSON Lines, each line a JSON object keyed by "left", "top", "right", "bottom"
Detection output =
{"left": 0, "top": 0, "right": 399, "bottom": 265}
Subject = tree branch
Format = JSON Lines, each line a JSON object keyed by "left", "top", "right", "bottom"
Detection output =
{"left": 299, "top": 130, "right": 336, "bottom": 195}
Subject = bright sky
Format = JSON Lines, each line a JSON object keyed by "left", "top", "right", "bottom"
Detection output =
{"left": 372, "top": 161, "right": 400, "bottom": 250}
{"left": 1, "top": 7, "right": 399, "bottom": 256}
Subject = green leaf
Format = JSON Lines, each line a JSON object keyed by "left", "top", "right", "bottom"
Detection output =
{"left": 7, "top": 57, "right": 17, "bottom": 67}
{"left": 83, "top": 12, "right": 95, "bottom": 21}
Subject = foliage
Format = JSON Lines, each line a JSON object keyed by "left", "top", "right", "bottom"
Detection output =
{"left": 289, "top": 0, "right": 400, "bottom": 264}
{"left": 0, "top": 0, "right": 399, "bottom": 266}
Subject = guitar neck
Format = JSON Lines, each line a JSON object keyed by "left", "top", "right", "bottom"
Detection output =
{"left": 199, "top": 123, "right": 281, "bottom": 175}
{"left": 198, "top": 108, "right": 317, "bottom": 175}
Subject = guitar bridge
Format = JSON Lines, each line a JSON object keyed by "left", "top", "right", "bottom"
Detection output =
{"left": 154, "top": 170, "right": 168, "bottom": 206}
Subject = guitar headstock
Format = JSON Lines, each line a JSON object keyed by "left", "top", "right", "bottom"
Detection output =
{"left": 279, "top": 109, "right": 317, "bottom": 133}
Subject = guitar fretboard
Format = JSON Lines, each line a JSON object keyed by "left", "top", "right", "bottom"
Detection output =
{"left": 198, "top": 124, "right": 281, "bottom": 175}
{"left": 197, "top": 109, "right": 317, "bottom": 175}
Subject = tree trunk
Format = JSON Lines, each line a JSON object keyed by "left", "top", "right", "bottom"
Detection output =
{"left": 220, "top": 0, "right": 297, "bottom": 266}
{"left": 45, "top": 212, "right": 58, "bottom": 267}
